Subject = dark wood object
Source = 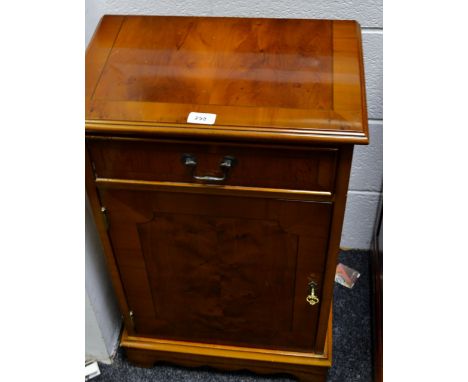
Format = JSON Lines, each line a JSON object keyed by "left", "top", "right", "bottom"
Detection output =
{"left": 86, "top": 15, "right": 368, "bottom": 382}
{"left": 371, "top": 204, "right": 383, "bottom": 382}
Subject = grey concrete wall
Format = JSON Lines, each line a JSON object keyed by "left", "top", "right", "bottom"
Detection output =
{"left": 85, "top": 195, "right": 122, "bottom": 363}
{"left": 86, "top": 291, "right": 112, "bottom": 362}
{"left": 85, "top": 4, "right": 122, "bottom": 363}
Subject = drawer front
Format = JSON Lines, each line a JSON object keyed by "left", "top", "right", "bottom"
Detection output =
{"left": 87, "top": 139, "right": 337, "bottom": 193}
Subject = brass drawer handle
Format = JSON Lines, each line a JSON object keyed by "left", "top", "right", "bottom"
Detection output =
{"left": 306, "top": 281, "right": 320, "bottom": 306}
{"left": 182, "top": 154, "right": 237, "bottom": 183}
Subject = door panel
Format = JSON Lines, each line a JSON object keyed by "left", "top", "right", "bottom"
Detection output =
{"left": 99, "top": 188, "right": 331, "bottom": 352}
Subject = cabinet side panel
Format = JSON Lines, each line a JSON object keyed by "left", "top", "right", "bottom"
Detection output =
{"left": 314, "top": 145, "right": 354, "bottom": 352}
{"left": 86, "top": 148, "right": 134, "bottom": 334}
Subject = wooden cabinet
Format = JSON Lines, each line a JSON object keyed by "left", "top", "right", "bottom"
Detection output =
{"left": 86, "top": 15, "right": 368, "bottom": 382}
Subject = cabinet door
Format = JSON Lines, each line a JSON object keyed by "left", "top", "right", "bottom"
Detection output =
{"left": 99, "top": 188, "right": 331, "bottom": 352}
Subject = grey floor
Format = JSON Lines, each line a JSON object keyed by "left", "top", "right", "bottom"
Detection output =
{"left": 96, "top": 250, "right": 372, "bottom": 382}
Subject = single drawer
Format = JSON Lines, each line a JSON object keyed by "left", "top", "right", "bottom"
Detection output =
{"left": 87, "top": 138, "right": 338, "bottom": 193}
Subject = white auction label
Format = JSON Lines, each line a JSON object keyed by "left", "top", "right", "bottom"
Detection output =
{"left": 187, "top": 112, "right": 217, "bottom": 125}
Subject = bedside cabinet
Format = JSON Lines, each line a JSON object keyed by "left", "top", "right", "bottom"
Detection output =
{"left": 85, "top": 15, "right": 368, "bottom": 382}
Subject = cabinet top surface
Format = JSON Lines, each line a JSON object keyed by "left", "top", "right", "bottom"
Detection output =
{"left": 86, "top": 15, "right": 368, "bottom": 144}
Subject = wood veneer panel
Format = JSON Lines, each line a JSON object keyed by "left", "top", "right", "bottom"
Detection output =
{"left": 94, "top": 17, "right": 332, "bottom": 110}
{"left": 85, "top": 16, "right": 124, "bottom": 108}
{"left": 85, "top": 14, "right": 368, "bottom": 377}
{"left": 313, "top": 145, "right": 354, "bottom": 351}
{"left": 120, "top": 310, "right": 332, "bottom": 381}
{"left": 85, "top": 148, "right": 135, "bottom": 334}
{"left": 87, "top": 139, "right": 338, "bottom": 193}
{"left": 98, "top": 189, "right": 331, "bottom": 352}
{"left": 332, "top": 20, "right": 369, "bottom": 140}
{"left": 85, "top": 16, "right": 369, "bottom": 143}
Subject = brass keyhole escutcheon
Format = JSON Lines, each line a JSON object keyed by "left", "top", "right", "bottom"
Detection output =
{"left": 306, "top": 281, "right": 320, "bottom": 306}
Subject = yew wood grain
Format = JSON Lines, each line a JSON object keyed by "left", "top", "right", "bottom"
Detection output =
{"left": 86, "top": 119, "right": 367, "bottom": 145}
{"left": 85, "top": 148, "right": 135, "bottom": 335}
{"left": 87, "top": 138, "right": 338, "bottom": 193}
{"left": 85, "top": 16, "right": 124, "bottom": 111}
{"left": 85, "top": 16, "right": 368, "bottom": 144}
{"left": 85, "top": 14, "right": 369, "bottom": 379}
{"left": 98, "top": 188, "right": 331, "bottom": 352}
{"left": 95, "top": 178, "right": 333, "bottom": 203}
{"left": 125, "top": 347, "right": 328, "bottom": 382}
{"left": 121, "top": 310, "right": 332, "bottom": 382}
{"left": 313, "top": 145, "right": 354, "bottom": 352}
{"left": 93, "top": 17, "right": 332, "bottom": 109}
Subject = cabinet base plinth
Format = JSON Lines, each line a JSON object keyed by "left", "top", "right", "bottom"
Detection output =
{"left": 125, "top": 347, "right": 328, "bottom": 381}
{"left": 121, "top": 313, "right": 332, "bottom": 382}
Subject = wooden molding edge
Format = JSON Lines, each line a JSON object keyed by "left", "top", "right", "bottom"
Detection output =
{"left": 95, "top": 178, "right": 334, "bottom": 202}
{"left": 120, "top": 309, "right": 332, "bottom": 368}
{"left": 86, "top": 134, "right": 341, "bottom": 152}
{"left": 85, "top": 120, "right": 369, "bottom": 145}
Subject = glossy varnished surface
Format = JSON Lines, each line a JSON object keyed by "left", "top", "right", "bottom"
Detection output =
{"left": 121, "top": 316, "right": 332, "bottom": 382}
{"left": 84, "top": 14, "right": 365, "bottom": 377}
{"left": 86, "top": 15, "right": 368, "bottom": 144}
{"left": 87, "top": 138, "right": 338, "bottom": 193}
{"left": 94, "top": 17, "right": 332, "bottom": 109}
{"left": 98, "top": 189, "right": 331, "bottom": 352}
